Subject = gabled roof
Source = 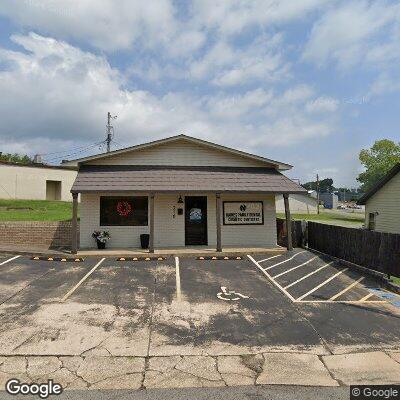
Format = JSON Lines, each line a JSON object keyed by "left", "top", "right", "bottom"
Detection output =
{"left": 71, "top": 165, "right": 306, "bottom": 194}
{"left": 61, "top": 134, "right": 293, "bottom": 171}
{"left": 357, "top": 163, "right": 400, "bottom": 205}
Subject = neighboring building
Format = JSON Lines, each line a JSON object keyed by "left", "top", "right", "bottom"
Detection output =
{"left": 63, "top": 134, "right": 306, "bottom": 251}
{"left": 308, "top": 190, "right": 317, "bottom": 199}
{"left": 275, "top": 193, "right": 318, "bottom": 214}
{"left": 0, "top": 161, "right": 77, "bottom": 201}
{"left": 337, "top": 191, "right": 364, "bottom": 202}
{"left": 319, "top": 192, "right": 338, "bottom": 209}
{"left": 358, "top": 163, "right": 400, "bottom": 234}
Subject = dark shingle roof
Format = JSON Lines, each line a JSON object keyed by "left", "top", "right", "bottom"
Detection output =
{"left": 71, "top": 165, "right": 306, "bottom": 194}
{"left": 357, "top": 163, "right": 400, "bottom": 205}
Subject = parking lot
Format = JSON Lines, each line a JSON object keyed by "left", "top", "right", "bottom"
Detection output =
{"left": 0, "top": 249, "right": 399, "bottom": 359}
{"left": 248, "top": 250, "right": 387, "bottom": 303}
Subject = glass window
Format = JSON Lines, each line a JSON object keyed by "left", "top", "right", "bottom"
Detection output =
{"left": 100, "top": 196, "right": 148, "bottom": 226}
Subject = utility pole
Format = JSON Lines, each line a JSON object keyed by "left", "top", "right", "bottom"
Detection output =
{"left": 105, "top": 112, "right": 117, "bottom": 152}
{"left": 316, "top": 173, "right": 320, "bottom": 215}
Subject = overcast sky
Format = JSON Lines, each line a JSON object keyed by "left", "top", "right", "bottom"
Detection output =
{"left": 0, "top": 0, "right": 399, "bottom": 187}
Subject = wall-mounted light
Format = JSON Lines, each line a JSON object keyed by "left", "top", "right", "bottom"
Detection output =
{"left": 178, "top": 195, "right": 183, "bottom": 204}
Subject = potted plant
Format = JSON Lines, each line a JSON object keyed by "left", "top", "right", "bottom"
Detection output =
{"left": 92, "top": 230, "right": 110, "bottom": 249}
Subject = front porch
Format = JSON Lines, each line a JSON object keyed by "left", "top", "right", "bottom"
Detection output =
{"left": 70, "top": 165, "right": 300, "bottom": 254}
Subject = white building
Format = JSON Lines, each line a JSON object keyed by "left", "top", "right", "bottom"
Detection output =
{"left": 275, "top": 193, "right": 318, "bottom": 214}
{"left": 63, "top": 134, "right": 306, "bottom": 252}
{"left": 0, "top": 161, "right": 77, "bottom": 201}
{"left": 358, "top": 163, "right": 400, "bottom": 234}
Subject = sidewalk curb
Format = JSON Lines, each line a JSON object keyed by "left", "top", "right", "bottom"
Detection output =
{"left": 0, "top": 248, "right": 71, "bottom": 257}
{"left": 0, "top": 247, "right": 286, "bottom": 259}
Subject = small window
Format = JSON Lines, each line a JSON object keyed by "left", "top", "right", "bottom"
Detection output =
{"left": 100, "top": 196, "right": 148, "bottom": 226}
{"left": 368, "top": 213, "right": 376, "bottom": 230}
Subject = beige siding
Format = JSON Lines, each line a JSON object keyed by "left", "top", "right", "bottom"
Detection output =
{"left": 79, "top": 192, "right": 149, "bottom": 248}
{"left": 220, "top": 194, "right": 277, "bottom": 247}
{"left": 79, "top": 192, "right": 277, "bottom": 249}
{"left": 365, "top": 172, "right": 400, "bottom": 234}
{"left": 275, "top": 194, "right": 318, "bottom": 214}
{"left": 0, "top": 165, "right": 77, "bottom": 201}
{"left": 86, "top": 140, "right": 270, "bottom": 167}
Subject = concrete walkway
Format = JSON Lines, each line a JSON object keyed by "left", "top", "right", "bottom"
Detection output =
{"left": 0, "top": 245, "right": 286, "bottom": 258}
{"left": 76, "top": 246, "right": 285, "bottom": 257}
{"left": 0, "top": 351, "right": 399, "bottom": 390}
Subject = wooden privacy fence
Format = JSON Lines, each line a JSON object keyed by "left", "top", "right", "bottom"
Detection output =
{"left": 307, "top": 222, "right": 400, "bottom": 277}
{"left": 276, "top": 218, "right": 306, "bottom": 248}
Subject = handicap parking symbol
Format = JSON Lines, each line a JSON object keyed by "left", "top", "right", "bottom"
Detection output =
{"left": 217, "top": 286, "right": 249, "bottom": 301}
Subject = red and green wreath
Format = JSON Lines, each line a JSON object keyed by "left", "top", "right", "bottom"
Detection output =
{"left": 116, "top": 201, "right": 132, "bottom": 217}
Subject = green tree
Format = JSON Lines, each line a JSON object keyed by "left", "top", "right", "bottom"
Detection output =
{"left": 357, "top": 139, "right": 400, "bottom": 192}
{"left": 0, "top": 153, "right": 32, "bottom": 164}
{"left": 303, "top": 178, "right": 334, "bottom": 192}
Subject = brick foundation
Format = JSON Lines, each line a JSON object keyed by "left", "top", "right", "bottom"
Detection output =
{"left": 0, "top": 221, "right": 78, "bottom": 249}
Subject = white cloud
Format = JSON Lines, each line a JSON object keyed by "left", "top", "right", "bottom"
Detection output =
{"left": 306, "top": 96, "right": 339, "bottom": 113}
{"left": 190, "top": 34, "right": 289, "bottom": 87}
{"left": 206, "top": 89, "right": 273, "bottom": 119}
{"left": 191, "top": 0, "right": 332, "bottom": 36}
{"left": 303, "top": 1, "right": 400, "bottom": 69}
{"left": 0, "top": 0, "right": 331, "bottom": 53}
{"left": 0, "top": 0, "right": 178, "bottom": 52}
{"left": 0, "top": 33, "right": 337, "bottom": 159}
{"left": 279, "top": 85, "right": 315, "bottom": 104}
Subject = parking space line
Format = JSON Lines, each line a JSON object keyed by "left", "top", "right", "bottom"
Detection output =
{"left": 264, "top": 251, "right": 307, "bottom": 271}
{"left": 272, "top": 256, "right": 318, "bottom": 279}
{"left": 329, "top": 277, "right": 364, "bottom": 301}
{"left": 175, "top": 256, "right": 181, "bottom": 301}
{"left": 247, "top": 255, "right": 296, "bottom": 301}
{"left": 61, "top": 258, "right": 105, "bottom": 302}
{"left": 298, "top": 299, "right": 386, "bottom": 304}
{"left": 258, "top": 254, "right": 282, "bottom": 263}
{"left": 0, "top": 255, "right": 21, "bottom": 266}
{"left": 296, "top": 268, "right": 349, "bottom": 301}
{"left": 284, "top": 262, "right": 333, "bottom": 289}
{"left": 359, "top": 292, "right": 374, "bottom": 302}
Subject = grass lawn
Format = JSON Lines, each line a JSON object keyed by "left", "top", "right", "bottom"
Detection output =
{"left": 0, "top": 199, "right": 76, "bottom": 221}
{"left": 277, "top": 209, "right": 365, "bottom": 227}
{"left": 390, "top": 276, "right": 400, "bottom": 286}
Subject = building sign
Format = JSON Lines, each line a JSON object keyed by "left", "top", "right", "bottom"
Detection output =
{"left": 223, "top": 201, "right": 264, "bottom": 225}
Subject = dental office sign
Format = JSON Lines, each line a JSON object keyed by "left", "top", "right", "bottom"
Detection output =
{"left": 223, "top": 202, "right": 264, "bottom": 225}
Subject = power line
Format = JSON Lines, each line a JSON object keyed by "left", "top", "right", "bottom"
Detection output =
{"left": 111, "top": 140, "right": 125, "bottom": 149}
{"left": 43, "top": 141, "right": 106, "bottom": 163}
{"left": 40, "top": 141, "right": 105, "bottom": 156}
{"left": 43, "top": 144, "right": 103, "bottom": 162}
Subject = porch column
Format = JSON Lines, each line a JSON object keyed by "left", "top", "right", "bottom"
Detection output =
{"left": 71, "top": 192, "right": 78, "bottom": 254}
{"left": 216, "top": 193, "right": 222, "bottom": 252}
{"left": 149, "top": 193, "right": 155, "bottom": 253}
{"left": 283, "top": 193, "right": 293, "bottom": 251}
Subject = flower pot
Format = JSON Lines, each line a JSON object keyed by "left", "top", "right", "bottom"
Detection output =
{"left": 96, "top": 240, "right": 106, "bottom": 249}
